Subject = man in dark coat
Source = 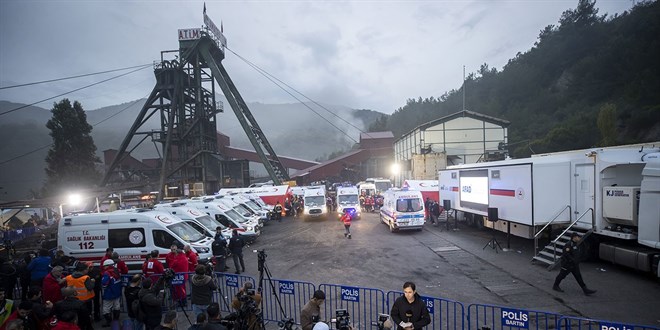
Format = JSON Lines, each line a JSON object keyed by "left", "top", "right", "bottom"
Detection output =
{"left": 138, "top": 278, "right": 165, "bottom": 330}
{"left": 228, "top": 230, "right": 245, "bottom": 274}
{"left": 390, "top": 282, "right": 431, "bottom": 330}
{"left": 54, "top": 287, "right": 92, "bottom": 330}
{"left": 212, "top": 227, "right": 228, "bottom": 273}
{"left": 553, "top": 233, "right": 597, "bottom": 295}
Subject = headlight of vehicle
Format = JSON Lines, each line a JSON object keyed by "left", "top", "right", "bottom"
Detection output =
{"left": 246, "top": 226, "right": 254, "bottom": 232}
{"left": 194, "top": 247, "right": 209, "bottom": 253}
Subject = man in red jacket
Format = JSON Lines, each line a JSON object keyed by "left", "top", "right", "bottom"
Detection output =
{"left": 183, "top": 245, "right": 198, "bottom": 273}
{"left": 111, "top": 252, "right": 128, "bottom": 275}
{"left": 142, "top": 250, "right": 164, "bottom": 282}
{"left": 341, "top": 209, "right": 352, "bottom": 239}
{"left": 99, "top": 248, "right": 113, "bottom": 266}
{"left": 168, "top": 243, "right": 189, "bottom": 305}
{"left": 42, "top": 266, "right": 66, "bottom": 304}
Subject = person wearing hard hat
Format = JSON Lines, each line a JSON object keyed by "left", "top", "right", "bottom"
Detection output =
{"left": 100, "top": 259, "right": 122, "bottom": 327}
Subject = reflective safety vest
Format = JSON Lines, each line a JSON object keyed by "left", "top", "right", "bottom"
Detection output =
{"left": 0, "top": 299, "right": 14, "bottom": 325}
{"left": 65, "top": 275, "right": 95, "bottom": 301}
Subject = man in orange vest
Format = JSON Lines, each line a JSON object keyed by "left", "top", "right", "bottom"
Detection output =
{"left": 64, "top": 262, "right": 95, "bottom": 321}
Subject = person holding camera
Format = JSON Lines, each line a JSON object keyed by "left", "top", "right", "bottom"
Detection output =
{"left": 228, "top": 231, "right": 245, "bottom": 274}
{"left": 191, "top": 264, "right": 218, "bottom": 316}
{"left": 231, "top": 282, "right": 262, "bottom": 330}
{"left": 202, "top": 303, "right": 227, "bottom": 330}
{"left": 138, "top": 278, "right": 165, "bottom": 330}
{"left": 300, "top": 290, "right": 325, "bottom": 330}
{"left": 390, "top": 282, "right": 430, "bottom": 330}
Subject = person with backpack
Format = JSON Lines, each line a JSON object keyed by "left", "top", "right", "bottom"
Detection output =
{"left": 124, "top": 274, "right": 143, "bottom": 330}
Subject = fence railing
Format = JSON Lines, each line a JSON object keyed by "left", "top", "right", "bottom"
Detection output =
{"left": 387, "top": 291, "right": 465, "bottom": 330}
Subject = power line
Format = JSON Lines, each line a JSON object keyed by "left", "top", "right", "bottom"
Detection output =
{"left": 0, "top": 63, "right": 152, "bottom": 90}
{"left": 0, "top": 94, "right": 150, "bottom": 166}
{"left": 0, "top": 64, "right": 152, "bottom": 117}
{"left": 225, "top": 47, "right": 364, "bottom": 144}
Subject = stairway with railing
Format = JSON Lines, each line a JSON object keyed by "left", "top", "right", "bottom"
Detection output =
{"left": 532, "top": 207, "right": 594, "bottom": 270}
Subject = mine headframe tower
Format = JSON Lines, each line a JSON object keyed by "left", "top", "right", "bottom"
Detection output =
{"left": 101, "top": 26, "right": 289, "bottom": 198}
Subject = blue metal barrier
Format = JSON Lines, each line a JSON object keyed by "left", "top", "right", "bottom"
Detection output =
{"left": 212, "top": 272, "right": 256, "bottom": 314}
{"left": 467, "top": 303, "right": 561, "bottom": 330}
{"left": 557, "top": 316, "right": 660, "bottom": 330}
{"left": 386, "top": 291, "right": 465, "bottom": 330}
{"left": 319, "top": 283, "right": 386, "bottom": 329}
{"left": 1, "top": 226, "right": 38, "bottom": 243}
{"left": 259, "top": 278, "right": 316, "bottom": 324}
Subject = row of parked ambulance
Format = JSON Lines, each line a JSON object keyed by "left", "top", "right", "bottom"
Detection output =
{"left": 56, "top": 191, "right": 277, "bottom": 271}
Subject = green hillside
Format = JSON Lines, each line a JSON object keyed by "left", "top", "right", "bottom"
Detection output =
{"left": 378, "top": 0, "right": 660, "bottom": 157}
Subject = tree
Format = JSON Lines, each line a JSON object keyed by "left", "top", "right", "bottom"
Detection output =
{"left": 597, "top": 103, "right": 617, "bottom": 146}
{"left": 44, "top": 99, "right": 101, "bottom": 196}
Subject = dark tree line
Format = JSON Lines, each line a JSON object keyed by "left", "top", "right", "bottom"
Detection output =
{"left": 372, "top": 0, "right": 660, "bottom": 157}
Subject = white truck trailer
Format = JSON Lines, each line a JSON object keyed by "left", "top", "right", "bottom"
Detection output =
{"left": 438, "top": 144, "right": 660, "bottom": 276}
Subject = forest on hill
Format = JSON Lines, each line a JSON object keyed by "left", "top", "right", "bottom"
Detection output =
{"left": 372, "top": 0, "right": 660, "bottom": 157}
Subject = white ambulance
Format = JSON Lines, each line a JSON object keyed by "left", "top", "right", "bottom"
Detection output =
{"left": 380, "top": 189, "right": 426, "bottom": 232}
{"left": 57, "top": 209, "right": 213, "bottom": 270}
{"left": 303, "top": 186, "right": 328, "bottom": 220}
{"left": 335, "top": 186, "right": 361, "bottom": 219}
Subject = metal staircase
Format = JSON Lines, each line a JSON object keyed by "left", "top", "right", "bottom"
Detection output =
{"left": 532, "top": 228, "right": 592, "bottom": 270}
{"left": 532, "top": 207, "right": 594, "bottom": 270}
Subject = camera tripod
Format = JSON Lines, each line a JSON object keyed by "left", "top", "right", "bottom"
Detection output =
{"left": 257, "top": 250, "right": 296, "bottom": 330}
{"left": 482, "top": 221, "right": 503, "bottom": 253}
{"left": 161, "top": 274, "right": 192, "bottom": 326}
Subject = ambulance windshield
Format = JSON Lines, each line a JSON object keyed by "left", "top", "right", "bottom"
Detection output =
{"left": 167, "top": 222, "right": 205, "bottom": 243}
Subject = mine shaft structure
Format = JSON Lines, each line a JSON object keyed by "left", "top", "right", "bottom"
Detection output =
{"left": 101, "top": 11, "right": 289, "bottom": 198}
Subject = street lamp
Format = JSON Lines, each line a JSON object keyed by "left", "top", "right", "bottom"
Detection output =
{"left": 59, "top": 193, "right": 82, "bottom": 217}
{"left": 390, "top": 163, "right": 401, "bottom": 187}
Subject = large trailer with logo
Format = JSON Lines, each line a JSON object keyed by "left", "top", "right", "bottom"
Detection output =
{"left": 438, "top": 144, "right": 660, "bottom": 276}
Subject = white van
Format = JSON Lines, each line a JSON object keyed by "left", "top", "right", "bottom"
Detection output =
{"left": 154, "top": 203, "right": 232, "bottom": 240}
{"left": 303, "top": 186, "right": 328, "bottom": 220}
{"left": 335, "top": 186, "right": 361, "bottom": 219}
{"left": 57, "top": 209, "right": 213, "bottom": 270}
{"left": 220, "top": 194, "right": 269, "bottom": 222}
{"left": 380, "top": 189, "right": 426, "bottom": 232}
{"left": 182, "top": 199, "right": 260, "bottom": 242}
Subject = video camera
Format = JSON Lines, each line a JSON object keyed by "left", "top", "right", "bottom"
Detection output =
{"left": 162, "top": 268, "right": 175, "bottom": 281}
{"left": 334, "top": 309, "right": 350, "bottom": 330}
{"left": 371, "top": 313, "right": 389, "bottom": 330}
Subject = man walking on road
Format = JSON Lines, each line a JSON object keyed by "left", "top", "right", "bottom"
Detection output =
{"left": 553, "top": 232, "right": 597, "bottom": 295}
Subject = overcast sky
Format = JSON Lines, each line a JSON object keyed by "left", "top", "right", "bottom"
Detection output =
{"left": 0, "top": 0, "right": 632, "bottom": 115}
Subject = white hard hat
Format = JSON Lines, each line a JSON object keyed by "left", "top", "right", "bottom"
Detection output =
{"left": 312, "top": 322, "right": 329, "bottom": 330}
{"left": 102, "top": 259, "right": 115, "bottom": 266}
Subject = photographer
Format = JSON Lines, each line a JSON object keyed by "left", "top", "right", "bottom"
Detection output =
{"left": 191, "top": 264, "right": 218, "bottom": 316}
{"left": 138, "top": 277, "right": 165, "bottom": 330}
{"left": 231, "top": 283, "right": 262, "bottom": 330}
{"left": 300, "top": 290, "right": 325, "bottom": 330}
{"left": 390, "top": 282, "right": 430, "bottom": 330}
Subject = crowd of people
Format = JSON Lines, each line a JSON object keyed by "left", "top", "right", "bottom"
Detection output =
{"left": 0, "top": 229, "right": 250, "bottom": 330}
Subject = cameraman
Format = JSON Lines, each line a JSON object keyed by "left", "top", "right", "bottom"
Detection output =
{"left": 390, "top": 282, "right": 430, "bottom": 330}
{"left": 202, "top": 303, "right": 227, "bottom": 330}
{"left": 231, "top": 282, "right": 262, "bottom": 330}
{"left": 300, "top": 290, "right": 325, "bottom": 330}
{"left": 138, "top": 277, "right": 166, "bottom": 330}
{"left": 191, "top": 264, "right": 218, "bottom": 316}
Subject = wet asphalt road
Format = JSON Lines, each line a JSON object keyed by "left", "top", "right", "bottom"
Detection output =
{"left": 237, "top": 211, "right": 660, "bottom": 327}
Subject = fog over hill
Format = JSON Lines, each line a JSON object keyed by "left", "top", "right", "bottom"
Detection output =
{"left": 0, "top": 99, "right": 381, "bottom": 200}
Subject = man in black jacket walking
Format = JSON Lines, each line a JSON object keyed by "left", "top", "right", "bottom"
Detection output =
{"left": 390, "top": 282, "right": 431, "bottom": 330}
{"left": 228, "top": 230, "right": 245, "bottom": 274}
{"left": 553, "top": 233, "right": 597, "bottom": 295}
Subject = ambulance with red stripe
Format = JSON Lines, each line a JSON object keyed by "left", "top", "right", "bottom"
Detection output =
{"left": 57, "top": 209, "right": 214, "bottom": 271}
{"left": 379, "top": 188, "right": 426, "bottom": 232}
